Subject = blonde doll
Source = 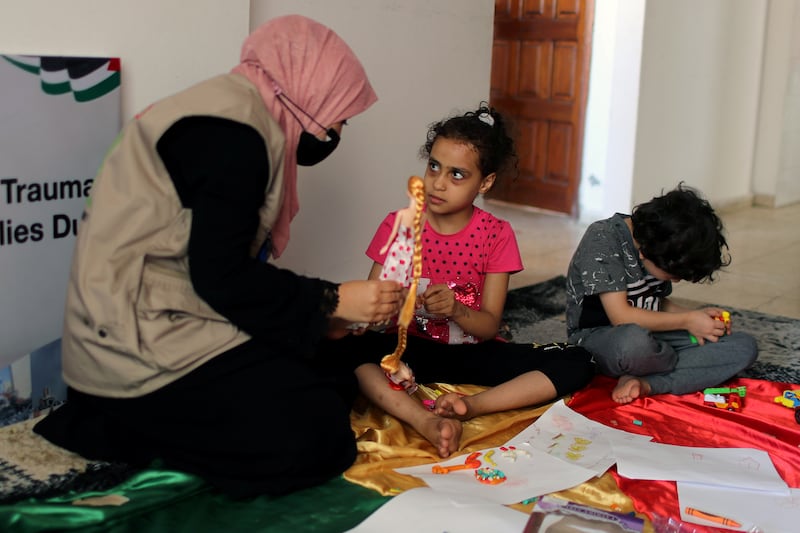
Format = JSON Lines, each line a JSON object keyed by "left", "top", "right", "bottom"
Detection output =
{"left": 378, "top": 176, "right": 425, "bottom": 392}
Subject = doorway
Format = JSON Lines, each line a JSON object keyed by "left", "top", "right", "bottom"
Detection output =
{"left": 487, "top": 0, "right": 594, "bottom": 216}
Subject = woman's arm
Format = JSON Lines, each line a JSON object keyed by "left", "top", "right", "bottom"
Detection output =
{"left": 158, "top": 117, "right": 340, "bottom": 347}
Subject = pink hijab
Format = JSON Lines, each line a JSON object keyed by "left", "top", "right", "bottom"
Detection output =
{"left": 231, "top": 15, "right": 377, "bottom": 258}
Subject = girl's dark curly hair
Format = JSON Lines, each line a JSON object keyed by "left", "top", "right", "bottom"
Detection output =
{"left": 631, "top": 183, "right": 730, "bottom": 283}
{"left": 419, "top": 102, "right": 518, "bottom": 184}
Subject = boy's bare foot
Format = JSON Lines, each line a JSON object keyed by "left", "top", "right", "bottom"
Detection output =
{"left": 433, "top": 392, "right": 470, "bottom": 421}
{"left": 418, "top": 416, "right": 462, "bottom": 458}
{"left": 612, "top": 375, "right": 651, "bottom": 404}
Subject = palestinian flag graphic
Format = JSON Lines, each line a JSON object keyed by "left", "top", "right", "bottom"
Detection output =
{"left": 1, "top": 55, "right": 120, "bottom": 102}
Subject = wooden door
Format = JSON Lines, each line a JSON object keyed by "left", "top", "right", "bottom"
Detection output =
{"left": 487, "top": 0, "right": 594, "bottom": 216}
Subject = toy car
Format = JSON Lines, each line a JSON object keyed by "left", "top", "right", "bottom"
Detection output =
{"left": 774, "top": 390, "right": 800, "bottom": 424}
{"left": 704, "top": 393, "right": 743, "bottom": 412}
{"left": 774, "top": 390, "right": 800, "bottom": 408}
{"left": 702, "top": 386, "right": 746, "bottom": 412}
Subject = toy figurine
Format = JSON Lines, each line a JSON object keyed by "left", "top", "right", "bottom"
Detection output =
{"left": 378, "top": 175, "right": 426, "bottom": 284}
{"left": 379, "top": 176, "right": 425, "bottom": 391}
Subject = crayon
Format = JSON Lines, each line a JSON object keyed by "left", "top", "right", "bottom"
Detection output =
{"left": 684, "top": 507, "right": 741, "bottom": 528}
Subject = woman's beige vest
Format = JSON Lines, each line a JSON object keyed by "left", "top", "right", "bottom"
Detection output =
{"left": 62, "top": 74, "right": 286, "bottom": 397}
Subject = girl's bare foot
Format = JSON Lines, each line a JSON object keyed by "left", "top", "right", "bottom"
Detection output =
{"left": 433, "top": 392, "right": 470, "bottom": 421}
{"left": 612, "top": 375, "right": 651, "bottom": 404}
{"left": 418, "top": 416, "right": 463, "bottom": 458}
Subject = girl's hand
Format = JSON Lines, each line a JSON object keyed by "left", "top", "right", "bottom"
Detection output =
{"left": 686, "top": 309, "right": 727, "bottom": 345}
{"left": 334, "top": 280, "right": 403, "bottom": 325}
{"left": 421, "top": 283, "right": 462, "bottom": 318}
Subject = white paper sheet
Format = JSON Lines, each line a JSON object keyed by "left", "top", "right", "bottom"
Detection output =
{"left": 613, "top": 441, "right": 789, "bottom": 493}
{"left": 393, "top": 400, "right": 657, "bottom": 505}
{"left": 395, "top": 444, "right": 598, "bottom": 505}
{"left": 345, "top": 487, "right": 529, "bottom": 533}
{"left": 504, "top": 399, "right": 652, "bottom": 475}
{"left": 677, "top": 481, "right": 800, "bottom": 532}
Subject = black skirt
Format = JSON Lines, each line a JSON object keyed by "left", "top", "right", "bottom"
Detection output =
{"left": 34, "top": 338, "right": 361, "bottom": 498}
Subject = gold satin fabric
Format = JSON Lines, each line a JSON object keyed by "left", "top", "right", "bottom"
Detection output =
{"left": 344, "top": 383, "right": 654, "bottom": 532}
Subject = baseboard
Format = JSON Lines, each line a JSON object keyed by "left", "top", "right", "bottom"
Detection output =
{"left": 753, "top": 194, "right": 776, "bottom": 208}
{"left": 714, "top": 195, "right": 755, "bottom": 214}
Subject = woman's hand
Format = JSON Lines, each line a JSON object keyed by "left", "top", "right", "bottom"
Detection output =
{"left": 334, "top": 280, "right": 403, "bottom": 325}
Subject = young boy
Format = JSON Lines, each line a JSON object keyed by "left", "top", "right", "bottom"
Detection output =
{"left": 565, "top": 184, "right": 758, "bottom": 404}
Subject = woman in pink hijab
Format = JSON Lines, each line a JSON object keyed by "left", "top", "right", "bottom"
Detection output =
{"left": 35, "top": 15, "right": 403, "bottom": 498}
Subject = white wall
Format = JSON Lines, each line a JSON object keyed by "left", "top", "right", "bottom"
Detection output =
{"left": 582, "top": 0, "right": 775, "bottom": 219}
{"left": 780, "top": 2, "right": 800, "bottom": 206}
{"left": 579, "top": 0, "right": 645, "bottom": 223}
{"left": 753, "top": 0, "right": 800, "bottom": 207}
{"left": 631, "top": 0, "right": 766, "bottom": 207}
{"left": 254, "top": 1, "right": 495, "bottom": 282}
{"left": 0, "top": 1, "right": 249, "bottom": 122}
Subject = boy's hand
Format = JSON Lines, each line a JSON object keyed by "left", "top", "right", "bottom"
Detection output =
{"left": 705, "top": 306, "right": 732, "bottom": 335}
{"left": 687, "top": 308, "right": 728, "bottom": 345}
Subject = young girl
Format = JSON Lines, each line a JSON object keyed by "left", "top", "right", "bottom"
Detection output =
{"left": 323, "top": 104, "right": 595, "bottom": 459}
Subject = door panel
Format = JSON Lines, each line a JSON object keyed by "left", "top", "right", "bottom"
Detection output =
{"left": 487, "top": 0, "right": 593, "bottom": 216}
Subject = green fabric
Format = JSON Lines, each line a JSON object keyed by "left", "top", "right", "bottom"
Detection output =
{"left": 0, "top": 469, "right": 389, "bottom": 532}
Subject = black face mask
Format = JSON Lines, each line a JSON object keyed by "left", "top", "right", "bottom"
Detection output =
{"left": 296, "top": 127, "right": 340, "bottom": 166}
{"left": 274, "top": 90, "right": 342, "bottom": 166}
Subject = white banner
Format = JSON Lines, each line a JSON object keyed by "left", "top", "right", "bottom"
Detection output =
{"left": 0, "top": 55, "right": 120, "bottom": 419}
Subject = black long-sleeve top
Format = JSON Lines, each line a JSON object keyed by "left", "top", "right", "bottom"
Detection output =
{"left": 156, "top": 116, "right": 338, "bottom": 355}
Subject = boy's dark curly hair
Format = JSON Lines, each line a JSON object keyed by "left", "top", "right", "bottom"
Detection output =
{"left": 631, "top": 183, "right": 730, "bottom": 283}
{"left": 419, "top": 102, "right": 518, "bottom": 184}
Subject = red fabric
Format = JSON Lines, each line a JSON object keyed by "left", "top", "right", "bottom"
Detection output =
{"left": 568, "top": 376, "right": 800, "bottom": 532}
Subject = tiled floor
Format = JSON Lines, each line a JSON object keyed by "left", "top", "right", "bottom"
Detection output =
{"left": 486, "top": 200, "right": 800, "bottom": 320}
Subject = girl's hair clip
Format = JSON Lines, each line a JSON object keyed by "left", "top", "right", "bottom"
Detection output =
{"left": 478, "top": 112, "right": 495, "bottom": 127}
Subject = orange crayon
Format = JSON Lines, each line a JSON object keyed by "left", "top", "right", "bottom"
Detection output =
{"left": 685, "top": 507, "right": 741, "bottom": 528}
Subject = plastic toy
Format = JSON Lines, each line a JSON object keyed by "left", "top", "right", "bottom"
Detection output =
{"left": 690, "top": 312, "right": 732, "bottom": 344}
{"left": 704, "top": 386, "right": 746, "bottom": 397}
{"left": 774, "top": 390, "right": 800, "bottom": 408}
{"left": 380, "top": 176, "right": 425, "bottom": 388}
{"left": 702, "top": 386, "right": 746, "bottom": 412}
{"left": 774, "top": 390, "right": 800, "bottom": 424}
{"left": 431, "top": 451, "right": 481, "bottom": 474}
{"left": 474, "top": 466, "right": 507, "bottom": 485}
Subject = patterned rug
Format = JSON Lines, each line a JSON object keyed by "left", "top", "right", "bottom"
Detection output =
{"left": 503, "top": 275, "right": 800, "bottom": 385}
{"left": 1, "top": 276, "right": 797, "bottom": 505}
{"left": 0, "top": 416, "right": 138, "bottom": 504}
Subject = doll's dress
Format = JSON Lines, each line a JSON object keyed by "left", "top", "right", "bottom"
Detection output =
{"left": 379, "top": 224, "right": 414, "bottom": 286}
